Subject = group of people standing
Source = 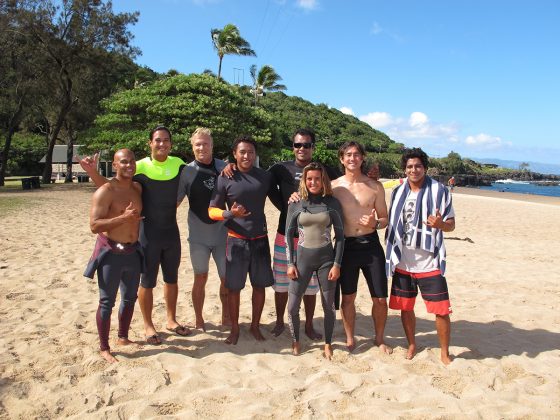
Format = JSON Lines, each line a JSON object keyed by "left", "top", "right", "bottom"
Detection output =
{"left": 82, "top": 126, "right": 455, "bottom": 365}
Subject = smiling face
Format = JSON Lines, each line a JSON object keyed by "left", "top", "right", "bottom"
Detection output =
{"left": 233, "top": 141, "right": 256, "bottom": 172}
{"left": 149, "top": 129, "right": 171, "bottom": 162}
{"left": 340, "top": 145, "right": 364, "bottom": 173}
{"left": 191, "top": 133, "right": 213, "bottom": 165}
{"left": 292, "top": 133, "right": 314, "bottom": 167}
{"left": 404, "top": 157, "right": 427, "bottom": 187}
{"left": 305, "top": 169, "right": 323, "bottom": 195}
{"left": 113, "top": 149, "right": 136, "bottom": 180}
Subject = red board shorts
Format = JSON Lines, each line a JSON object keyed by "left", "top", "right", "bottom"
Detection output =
{"left": 389, "top": 268, "right": 452, "bottom": 315}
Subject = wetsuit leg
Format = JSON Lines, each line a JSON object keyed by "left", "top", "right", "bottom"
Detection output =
{"left": 96, "top": 253, "right": 122, "bottom": 351}
{"left": 287, "top": 249, "right": 315, "bottom": 342}
{"left": 117, "top": 253, "right": 142, "bottom": 340}
{"left": 316, "top": 260, "right": 336, "bottom": 344}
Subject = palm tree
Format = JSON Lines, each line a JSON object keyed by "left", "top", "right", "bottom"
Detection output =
{"left": 249, "top": 64, "right": 287, "bottom": 105}
{"left": 210, "top": 24, "right": 256, "bottom": 80}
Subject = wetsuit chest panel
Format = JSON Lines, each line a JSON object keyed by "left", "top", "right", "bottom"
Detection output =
{"left": 212, "top": 167, "right": 272, "bottom": 238}
{"left": 188, "top": 161, "right": 219, "bottom": 224}
{"left": 134, "top": 156, "right": 185, "bottom": 236}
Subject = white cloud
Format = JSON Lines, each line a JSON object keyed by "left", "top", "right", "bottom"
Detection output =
{"left": 409, "top": 111, "right": 428, "bottom": 127}
{"left": 360, "top": 112, "right": 394, "bottom": 128}
{"left": 465, "top": 133, "right": 510, "bottom": 149}
{"left": 339, "top": 106, "right": 354, "bottom": 116}
{"left": 296, "top": 0, "right": 318, "bottom": 10}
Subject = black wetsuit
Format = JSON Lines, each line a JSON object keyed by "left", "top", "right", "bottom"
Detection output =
{"left": 285, "top": 194, "right": 345, "bottom": 344}
{"left": 134, "top": 156, "right": 185, "bottom": 288}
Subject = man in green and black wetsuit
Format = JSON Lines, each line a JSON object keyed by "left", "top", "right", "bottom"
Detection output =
{"left": 80, "top": 126, "right": 190, "bottom": 345}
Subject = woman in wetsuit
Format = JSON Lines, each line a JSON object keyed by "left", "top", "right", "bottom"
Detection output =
{"left": 285, "top": 162, "right": 344, "bottom": 359}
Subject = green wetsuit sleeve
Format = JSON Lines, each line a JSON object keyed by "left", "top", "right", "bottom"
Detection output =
{"left": 285, "top": 202, "right": 300, "bottom": 267}
{"left": 329, "top": 197, "right": 345, "bottom": 267}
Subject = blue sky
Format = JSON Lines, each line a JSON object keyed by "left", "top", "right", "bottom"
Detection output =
{"left": 112, "top": 0, "right": 560, "bottom": 165}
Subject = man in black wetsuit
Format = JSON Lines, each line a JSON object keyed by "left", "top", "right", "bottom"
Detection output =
{"left": 177, "top": 127, "right": 228, "bottom": 330}
{"left": 208, "top": 136, "right": 282, "bottom": 345}
{"left": 80, "top": 126, "right": 190, "bottom": 345}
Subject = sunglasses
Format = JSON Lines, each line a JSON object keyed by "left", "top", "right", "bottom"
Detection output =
{"left": 293, "top": 142, "right": 313, "bottom": 149}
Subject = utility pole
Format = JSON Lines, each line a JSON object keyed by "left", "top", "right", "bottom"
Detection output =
{"left": 233, "top": 68, "right": 244, "bottom": 85}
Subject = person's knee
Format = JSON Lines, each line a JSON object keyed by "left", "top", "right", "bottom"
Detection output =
{"left": 373, "top": 297, "right": 388, "bottom": 307}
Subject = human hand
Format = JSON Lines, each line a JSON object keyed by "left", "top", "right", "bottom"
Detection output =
{"left": 122, "top": 202, "right": 144, "bottom": 222}
{"left": 288, "top": 192, "right": 301, "bottom": 204}
{"left": 78, "top": 152, "right": 99, "bottom": 175}
{"left": 328, "top": 265, "right": 340, "bottom": 281}
{"left": 367, "top": 163, "right": 380, "bottom": 181}
{"left": 287, "top": 266, "right": 299, "bottom": 280}
{"left": 425, "top": 208, "right": 444, "bottom": 229}
{"left": 221, "top": 163, "right": 237, "bottom": 179}
{"left": 358, "top": 208, "right": 377, "bottom": 229}
{"left": 230, "top": 201, "right": 251, "bottom": 218}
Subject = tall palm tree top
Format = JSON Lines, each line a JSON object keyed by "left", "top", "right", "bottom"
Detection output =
{"left": 250, "top": 64, "right": 287, "bottom": 93}
{"left": 211, "top": 23, "right": 256, "bottom": 58}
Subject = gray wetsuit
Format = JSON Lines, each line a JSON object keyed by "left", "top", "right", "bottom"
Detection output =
{"left": 285, "top": 194, "right": 344, "bottom": 344}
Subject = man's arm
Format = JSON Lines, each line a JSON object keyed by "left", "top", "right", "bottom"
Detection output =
{"left": 79, "top": 153, "right": 109, "bottom": 187}
{"left": 373, "top": 181, "right": 389, "bottom": 229}
{"left": 90, "top": 185, "right": 142, "bottom": 233}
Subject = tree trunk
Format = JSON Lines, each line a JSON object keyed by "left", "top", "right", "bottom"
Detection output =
{"left": 41, "top": 106, "right": 69, "bottom": 184}
{"left": 217, "top": 55, "right": 223, "bottom": 80}
{"left": 0, "top": 99, "right": 24, "bottom": 187}
{"left": 65, "top": 135, "right": 74, "bottom": 183}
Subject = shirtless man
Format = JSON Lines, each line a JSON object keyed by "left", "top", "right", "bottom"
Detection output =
{"left": 208, "top": 136, "right": 282, "bottom": 345}
{"left": 84, "top": 149, "right": 144, "bottom": 363}
{"left": 332, "top": 141, "right": 392, "bottom": 353}
{"left": 80, "top": 126, "right": 190, "bottom": 345}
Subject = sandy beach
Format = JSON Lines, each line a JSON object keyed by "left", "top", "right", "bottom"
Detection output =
{"left": 0, "top": 183, "right": 559, "bottom": 418}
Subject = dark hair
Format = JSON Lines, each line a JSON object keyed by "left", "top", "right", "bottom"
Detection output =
{"left": 338, "top": 141, "right": 367, "bottom": 173}
{"left": 150, "top": 125, "right": 172, "bottom": 141}
{"left": 232, "top": 135, "right": 257, "bottom": 152}
{"left": 401, "top": 147, "right": 429, "bottom": 170}
{"left": 292, "top": 128, "right": 316, "bottom": 144}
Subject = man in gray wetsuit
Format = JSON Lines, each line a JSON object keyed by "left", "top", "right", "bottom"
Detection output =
{"left": 285, "top": 163, "right": 344, "bottom": 359}
{"left": 177, "top": 128, "right": 228, "bottom": 330}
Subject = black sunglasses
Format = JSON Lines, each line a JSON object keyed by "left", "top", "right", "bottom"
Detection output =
{"left": 293, "top": 142, "right": 313, "bottom": 149}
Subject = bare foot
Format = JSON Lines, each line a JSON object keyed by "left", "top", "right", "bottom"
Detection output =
{"left": 406, "top": 344, "right": 416, "bottom": 360}
{"left": 166, "top": 324, "right": 192, "bottom": 336}
{"left": 304, "top": 324, "right": 322, "bottom": 341}
{"left": 116, "top": 337, "right": 135, "bottom": 346}
{"left": 195, "top": 318, "right": 206, "bottom": 332}
{"left": 292, "top": 341, "right": 301, "bottom": 356}
{"left": 323, "top": 344, "right": 333, "bottom": 360}
{"left": 376, "top": 341, "right": 393, "bottom": 355}
{"left": 271, "top": 322, "right": 285, "bottom": 337}
{"left": 441, "top": 352, "right": 452, "bottom": 365}
{"left": 346, "top": 338, "right": 356, "bottom": 353}
{"left": 225, "top": 328, "right": 240, "bottom": 345}
{"left": 250, "top": 324, "right": 266, "bottom": 341}
{"left": 100, "top": 350, "right": 118, "bottom": 363}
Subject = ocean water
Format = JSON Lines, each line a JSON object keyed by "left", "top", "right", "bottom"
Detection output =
{"left": 480, "top": 182, "right": 560, "bottom": 198}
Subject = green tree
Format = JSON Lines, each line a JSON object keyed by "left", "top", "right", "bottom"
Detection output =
{"left": 12, "top": 0, "right": 139, "bottom": 183}
{"left": 249, "top": 64, "right": 287, "bottom": 105}
{"left": 84, "top": 74, "right": 279, "bottom": 165}
{"left": 210, "top": 23, "right": 255, "bottom": 80}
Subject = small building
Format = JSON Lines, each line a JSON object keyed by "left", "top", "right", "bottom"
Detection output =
{"left": 39, "top": 145, "right": 112, "bottom": 179}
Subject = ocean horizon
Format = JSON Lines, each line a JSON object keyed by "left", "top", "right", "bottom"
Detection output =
{"left": 479, "top": 182, "right": 560, "bottom": 198}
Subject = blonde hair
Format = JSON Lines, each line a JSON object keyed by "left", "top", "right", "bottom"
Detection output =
{"left": 190, "top": 127, "right": 213, "bottom": 143}
{"left": 298, "top": 162, "right": 333, "bottom": 200}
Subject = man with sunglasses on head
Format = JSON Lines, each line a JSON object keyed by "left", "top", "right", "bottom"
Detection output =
{"left": 80, "top": 126, "right": 191, "bottom": 345}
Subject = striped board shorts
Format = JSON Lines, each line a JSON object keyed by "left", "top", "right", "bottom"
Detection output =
{"left": 272, "top": 232, "right": 319, "bottom": 295}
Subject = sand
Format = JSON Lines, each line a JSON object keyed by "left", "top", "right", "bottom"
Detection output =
{"left": 0, "top": 183, "right": 559, "bottom": 419}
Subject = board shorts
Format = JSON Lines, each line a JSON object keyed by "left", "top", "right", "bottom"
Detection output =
{"left": 188, "top": 213, "right": 227, "bottom": 279}
{"left": 389, "top": 268, "right": 452, "bottom": 315}
{"left": 225, "top": 235, "right": 275, "bottom": 291}
{"left": 338, "top": 232, "right": 388, "bottom": 298}
{"left": 272, "top": 233, "right": 319, "bottom": 295}
{"left": 140, "top": 234, "right": 181, "bottom": 289}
